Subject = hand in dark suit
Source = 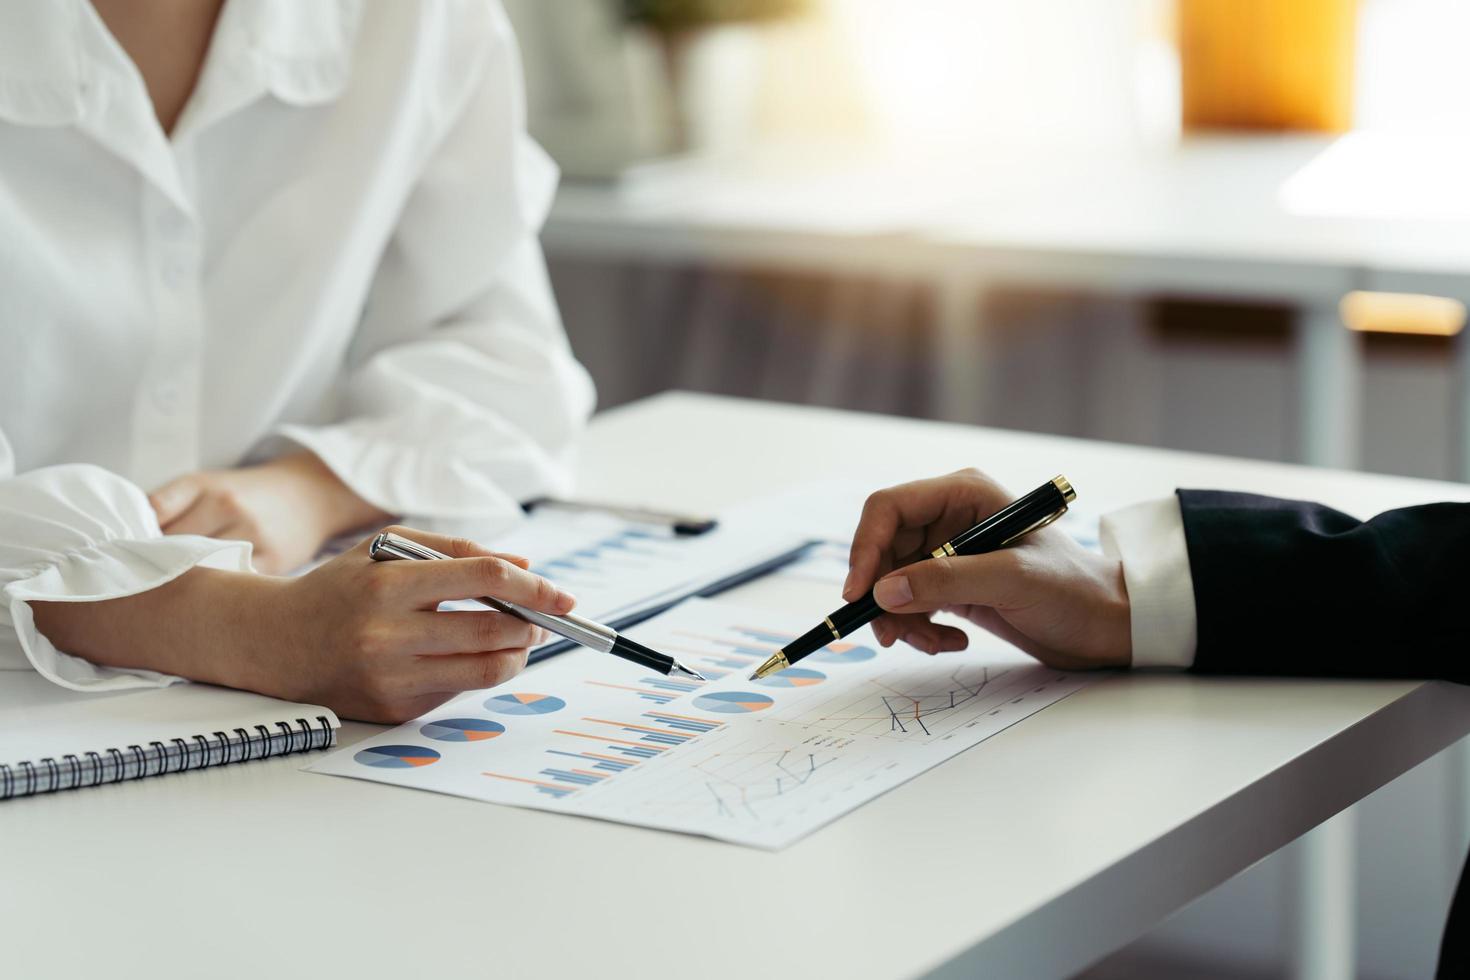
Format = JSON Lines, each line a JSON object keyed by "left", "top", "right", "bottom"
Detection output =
{"left": 846, "top": 472, "right": 1470, "bottom": 681}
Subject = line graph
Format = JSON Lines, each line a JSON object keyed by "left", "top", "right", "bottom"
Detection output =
{"left": 700, "top": 748, "right": 837, "bottom": 819}
{"left": 774, "top": 661, "right": 1050, "bottom": 741}
{"left": 594, "top": 730, "right": 868, "bottom": 825}
{"left": 880, "top": 667, "right": 992, "bottom": 735}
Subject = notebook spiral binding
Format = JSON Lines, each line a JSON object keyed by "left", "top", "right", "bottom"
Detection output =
{"left": 0, "top": 715, "right": 335, "bottom": 800}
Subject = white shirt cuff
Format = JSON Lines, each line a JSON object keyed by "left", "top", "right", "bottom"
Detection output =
{"left": 1099, "top": 496, "right": 1198, "bottom": 669}
{"left": 0, "top": 464, "right": 254, "bottom": 692}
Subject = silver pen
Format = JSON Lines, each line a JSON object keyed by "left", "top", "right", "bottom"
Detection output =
{"left": 368, "top": 532, "right": 706, "bottom": 681}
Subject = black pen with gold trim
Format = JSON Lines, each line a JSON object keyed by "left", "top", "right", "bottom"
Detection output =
{"left": 750, "top": 476, "right": 1077, "bottom": 680}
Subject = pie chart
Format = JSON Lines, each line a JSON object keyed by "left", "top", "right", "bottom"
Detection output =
{"left": 693, "top": 691, "right": 774, "bottom": 714}
{"left": 485, "top": 692, "right": 566, "bottom": 716}
{"left": 754, "top": 667, "right": 826, "bottom": 688}
{"left": 354, "top": 744, "right": 441, "bottom": 769}
{"left": 812, "top": 642, "right": 877, "bottom": 665}
{"left": 420, "top": 717, "right": 507, "bottom": 742}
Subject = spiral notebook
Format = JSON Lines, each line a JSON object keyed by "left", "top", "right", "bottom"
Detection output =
{"left": 0, "top": 673, "right": 339, "bottom": 800}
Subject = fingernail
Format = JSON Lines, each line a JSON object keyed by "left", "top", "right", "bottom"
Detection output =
{"left": 873, "top": 575, "right": 912, "bottom": 609}
{"left": 555, "top": 591, "right": 576, "bottom": 613}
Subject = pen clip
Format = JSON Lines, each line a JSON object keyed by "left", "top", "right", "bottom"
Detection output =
{"left": 998, "top": 505, "right": 1068, "bottom": 548}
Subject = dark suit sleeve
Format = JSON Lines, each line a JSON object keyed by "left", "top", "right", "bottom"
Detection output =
{"left": 1177, "top": 489, "right": 1470, "bottom": 683}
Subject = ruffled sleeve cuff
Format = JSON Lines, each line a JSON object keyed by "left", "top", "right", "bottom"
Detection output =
{"left": 0, "top": 465, "right": 253, "bottom": 692}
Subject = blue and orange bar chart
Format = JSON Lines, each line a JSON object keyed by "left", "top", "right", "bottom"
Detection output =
{"left": 583, "top": 675, "right": 702, "bottom": 705}
{"left": 579, "top": 711, "right": 721, "bottom": 747}
{"left": 482, "top": 709, "right": 727, "bottom": 799}
{"left": 546, "top": 749, "right": 638, "bottom": 774}
{"left": 481, "top": 771, "right": 579, "bottom": 799}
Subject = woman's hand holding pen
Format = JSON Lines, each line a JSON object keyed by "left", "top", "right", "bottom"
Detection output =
{"left": 256, "top": 528, "right": 576, "bottom": 721}
{"left": 30, "top": 528, "right": 577, "bottom": 723}
{"left": 843, "top": 468, "right": 1133, "bottom": 670}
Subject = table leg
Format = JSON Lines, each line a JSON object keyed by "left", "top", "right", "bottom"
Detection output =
{"left": 932, "top": 273, "right": 992, "bottom": 424}
{"left": 1295, "top": 305, "right": 1361, "bottom": 469}
{"left": 1288, "top": 809, "right": 1357, "bottom": 980}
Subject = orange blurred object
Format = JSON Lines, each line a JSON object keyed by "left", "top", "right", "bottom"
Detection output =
{"left": 1340, "top": 291, "right": 1467, "bottom": 337}
{"left": 1179, "top": 0, "right": 1357, "bottom": 132}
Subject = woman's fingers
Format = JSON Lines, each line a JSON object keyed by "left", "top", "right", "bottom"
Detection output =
{"left": 377, "top": 527, "right": 525, "bottom": 566}
{"left": 161, "top": 489, "right": 238, "bottom": 537}
{"left": 384, "top": 556, "right": 574, "bottom": 612}
{"left": 399, "top": 611, "right": 545, "bottom": 656}
{"left": 213, "top": 520, "right": 292, "bottom": 574}
{"left": 413, "top": 648, "right": 531, "bottom": 696}
{"left": 149, "top": 474, "right": 206, "bottom": 527}
{"left": 351, "top": 612, "right": 544, "bottom": 706}
{"left": 360, "top": 526, "right": 574, "bottom": 613}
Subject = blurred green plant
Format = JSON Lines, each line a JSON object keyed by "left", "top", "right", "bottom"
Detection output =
{"left": 622, "top": 0, "right": 809, "bottom": 30}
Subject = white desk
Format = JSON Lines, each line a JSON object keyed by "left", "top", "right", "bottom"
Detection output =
{"left": 545, "top": 136, "right": 1470, "bottom": 475}
{"left": 5, "top": 392, "right": 1470, "bottom": 979}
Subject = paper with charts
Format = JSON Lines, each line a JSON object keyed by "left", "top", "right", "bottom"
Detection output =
{"left": 308, "top": 598, "right": 1097, "bottom": 849}
{"left": 474, "top": 509, "right": 807, "bottom": 654}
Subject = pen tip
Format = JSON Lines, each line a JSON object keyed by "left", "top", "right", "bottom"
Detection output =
{"left": 670, "top": 662, "right": 707, "bottom": 682}
{"left": 750, "top": 649, "right": 791, "bottom": 681}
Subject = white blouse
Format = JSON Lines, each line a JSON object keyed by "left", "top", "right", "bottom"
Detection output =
{"left": 0, "top": 1, "right": 594, "bottom": 692}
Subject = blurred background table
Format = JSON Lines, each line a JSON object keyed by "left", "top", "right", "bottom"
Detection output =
{"left": 545, "top": 135, "right": 1470, "bottom": 475}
